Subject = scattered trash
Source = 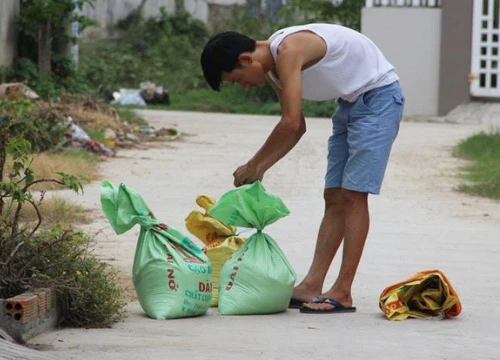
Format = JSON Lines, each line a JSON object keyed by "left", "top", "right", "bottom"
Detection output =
{"left": 103, "top": 128, "right": 117, "bottom": 148}
{"left": 99, "top": 81, "right": 170, "bottom": 106}
{"left": 114, "top": 89, "right": 147, "bottom": 106}
{"left": 140, "top": 81, "right": 170, "bottom": 105}
{"left": 156, "top": 127, "right": 180, "bottom": 140}
{"left": 104, "top": 128, "right": 117, "bottom": 140}
{"left": 97, "top": 85, "right": 115, "bottom": 103}
{"left": 125, "top": 133, "right": 139, "bottom": 143}
{"left": 0, "top": 82, "right": 39, "bottom": 100}
{"left": 4, "top": 91, "right": 179, "bottom": 157}
{"left": 140, "top": 125, "right": 157, "bottom": 136}
{"left": 65, "top": 117, "right": 115, "bottom": 157}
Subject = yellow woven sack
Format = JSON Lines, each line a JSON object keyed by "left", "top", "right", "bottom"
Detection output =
{"left": 379, "top": 269, "right": 462, "bottom": 321}
{"left": 185, "top": 195, "right": 245, "bottom": 306}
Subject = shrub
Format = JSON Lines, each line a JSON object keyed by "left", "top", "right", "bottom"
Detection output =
{"left": 0, "top": 100, "right": 125, "bottom": 327}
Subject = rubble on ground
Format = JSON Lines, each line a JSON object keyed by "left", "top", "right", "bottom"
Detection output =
{"left": 1, "top": 85, "right": 179, "bottom": 157}
{"left": 0, "top": 82, "right": 40, "bottom": 100}
{"left": 41, "top": 95, "right": 180, "bottom": 155}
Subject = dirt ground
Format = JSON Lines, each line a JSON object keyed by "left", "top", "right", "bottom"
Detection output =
{"left": 27, "top": 110, "right": 500, "bottom": 360}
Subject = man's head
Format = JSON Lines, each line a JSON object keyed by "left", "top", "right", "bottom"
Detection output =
{"left": 200, "top": 31, "right": 266, "bottom": 91}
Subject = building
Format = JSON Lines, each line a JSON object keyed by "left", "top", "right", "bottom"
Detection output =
{"left": 362, "top": 0, "right": 479, "bottom": 116}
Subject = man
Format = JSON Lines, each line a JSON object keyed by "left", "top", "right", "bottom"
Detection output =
{"left": 200, "top": 23, "right": 404, "bottom": 314}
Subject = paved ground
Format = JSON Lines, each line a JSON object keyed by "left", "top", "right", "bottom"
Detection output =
{"left": 24, "top": 110, "right": 500, "bottom": 360}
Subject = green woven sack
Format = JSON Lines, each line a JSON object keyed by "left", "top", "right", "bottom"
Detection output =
{"left": 208, "top": 181, "right": 296, "bottom": 315}
{"left": 100, "top": 181, "right": 212, "bottom": 319}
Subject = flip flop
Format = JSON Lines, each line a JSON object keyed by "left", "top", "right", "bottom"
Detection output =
{"left": 289, "top": 297, "right": 306, "bottom": 309}
{"left": 300, "top": 297, "right": 356, "bottom": 314}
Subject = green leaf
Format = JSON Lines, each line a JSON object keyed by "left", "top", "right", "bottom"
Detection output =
{"left": 0, "top": 116, "right": 10, "bottom": 128}
{"left": 58, "top": 172, "right": 84, "bottom": 194}
{"left": 6, "top": 138, "right": 32, "bottom": 159}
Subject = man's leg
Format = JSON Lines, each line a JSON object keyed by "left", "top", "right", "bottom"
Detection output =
{"left": 292, "top": 100, "right": 350, "bottom": 305}
{"left": 292, "top": 188, "right": 346, "bottom": 303}
{"left": 300, "top": 81, "right": 404, "bottom": 312}
{"left": 302, "top": 189, "right": 369, "bottom": 310}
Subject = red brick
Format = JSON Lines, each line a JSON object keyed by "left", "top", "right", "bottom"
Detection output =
{"left": 3, "top": 293, "right": 39, "bottom": 324}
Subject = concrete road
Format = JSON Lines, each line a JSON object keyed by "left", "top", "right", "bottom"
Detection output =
{"left": 27, "top": 111, "right": 500, "bottom": 360}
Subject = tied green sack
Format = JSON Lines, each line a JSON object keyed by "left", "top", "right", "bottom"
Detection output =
{"left": 100, "top": 181, "right": 212, "bottom": 319}
{"left": 208, "top": 181, "right": 296, "bottom": 315}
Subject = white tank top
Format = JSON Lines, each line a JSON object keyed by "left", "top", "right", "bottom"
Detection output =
{"left": 267, "top": 23, "right": 399, "bottom": 102}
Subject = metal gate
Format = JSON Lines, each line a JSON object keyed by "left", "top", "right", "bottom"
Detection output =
{"left": 471, "top": 0, "right": 500, "bottom": 97}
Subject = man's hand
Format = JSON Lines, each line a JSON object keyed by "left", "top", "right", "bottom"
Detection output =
{"left": 233, "top": 161, "right": 263, "bottom": 187}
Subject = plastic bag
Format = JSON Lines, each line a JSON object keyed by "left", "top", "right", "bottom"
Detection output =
{"left": 100, "top": 181, "right": 212, "bottom": 319}
{"left": 208, "top": 181, "right": 296, "bottom": 315}
{"left": 379, "top": 269, "right": 462, "bottom": 320}
{"left": 185, "top": 195, "right": 245, "bottom": 306}
{"left": 115, "top": 89, "right": 146, "bottom": 106}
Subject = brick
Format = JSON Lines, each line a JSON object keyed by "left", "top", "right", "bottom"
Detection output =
{"left": 33, "top": 288, "right": 48, "bottom": 318}
{"left": 46, "top": 287, "right": 55, "bottom": 310}
{"left": 3, "top": 293, "right": 39, "bottom": 324}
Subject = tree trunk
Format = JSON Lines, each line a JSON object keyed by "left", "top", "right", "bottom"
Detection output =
{"left": 53, "top": 17, "right": 70, "bottom": 58}
{"left": 265, "top": 0, "right": 283, "bottom": 23}
{"left": 0, "top": 127, "right": 8, "bottom": 215}
{"left": 247, "top": 0, "right": 262, "bottom": 18}
{"left": 38, "top": 21, "right": 52, "bottom": 76}
{"left": 175, "top": 0, "right": 185, "bottom": 12}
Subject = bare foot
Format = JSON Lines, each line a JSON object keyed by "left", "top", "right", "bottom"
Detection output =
{"left": 292, "top": 283, "right": 322, "bottom": 303}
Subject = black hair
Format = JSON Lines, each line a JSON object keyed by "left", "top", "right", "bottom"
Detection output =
{"left": 200, "top": 31, "right": 256, "bottom": 91}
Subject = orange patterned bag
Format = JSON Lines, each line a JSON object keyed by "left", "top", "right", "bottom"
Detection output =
{"left": 379, "top": 269, "right": 462, "bottom": 321}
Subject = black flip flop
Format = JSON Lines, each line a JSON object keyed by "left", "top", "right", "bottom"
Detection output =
{"left": 289, "top": 297, "right": 306, "bottom": 309}
{"left": 300, "top": 297, "right": 356, "bottom": 314}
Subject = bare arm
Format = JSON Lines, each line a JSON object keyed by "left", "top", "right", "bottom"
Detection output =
{"left": 233, "top": 43, "right": 306, "bottom": 186}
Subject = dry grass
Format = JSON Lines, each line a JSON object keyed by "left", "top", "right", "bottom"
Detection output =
{"left": 4, "top": 150, "right": 99, "bottom": 191}
{"left": 25, "top": 197, "right": 92, "bottom": 226}
{"left": 37, "top": 95, "right": 127, "bottom": 133}
{"left": 3, "top": 197, "right": 93, "bottom": 227}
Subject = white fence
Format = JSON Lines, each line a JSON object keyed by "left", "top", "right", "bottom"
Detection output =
{"left": 366, "top": 0, "right": 441, "bottom": 7}
{"left": 470, "top": 0, "right": 500, "bottom": 97}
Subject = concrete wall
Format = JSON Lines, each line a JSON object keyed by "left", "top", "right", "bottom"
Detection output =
{"left": 0, "top": 0, "right": 20, "bottom": 68}
{"left": 438, "top": 0, "right": 473, "bottom": 115}
{"left": 362, "top": 7, "right": 442, "bottom": 116}
{"left": 82, "top": 0, "right": 184, "bottom": 38}
{"left": 81, "top": 0, "right": 246, "bottom": 38}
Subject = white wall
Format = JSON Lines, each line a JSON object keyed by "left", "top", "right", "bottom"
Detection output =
{"left": 81, "top": 0, "right": 247, "bottom": 38}
{"left": 0, "top": 0, "right": 20, "bottom": 68}
{"left": 81, "top": 0, "right": 212, "bottom": 38}
{"left": 361, "top": 7, "right": 442, "bottom": 116}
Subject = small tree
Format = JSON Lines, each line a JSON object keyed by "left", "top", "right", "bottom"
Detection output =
{"left": 0, "top": 100, "right": 83, "bottom": 285}
{"left": 0, "top": 100, "right": 126, "bottom": 327}
{"left": 16, "top": 0, "right": 96, "bottom": 75}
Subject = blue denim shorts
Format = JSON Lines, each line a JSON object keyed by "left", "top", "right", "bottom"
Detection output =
{"left": 325, "top": 81, "right": 404, "bottom": 194}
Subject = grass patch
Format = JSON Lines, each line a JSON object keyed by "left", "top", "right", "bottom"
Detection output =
{"left": 145, "top": 87, "right": 336, "bottom": 118}
{"left": 162, "top": 87, "right": 276, "bottom": 114}
{"left": 5, "top": 149, "right": 99, "bottom": 191}
{"left": 2, "top": 197, "right": 92, "bottom": 227}
{"left": 115, "top": 107, "right": 147, "bottom": 126}
{"left": 454, "top": 131, "right": 500, "bottom": 199}
{"left": 23, "top": 197, "right": 91, "bottom": 226}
